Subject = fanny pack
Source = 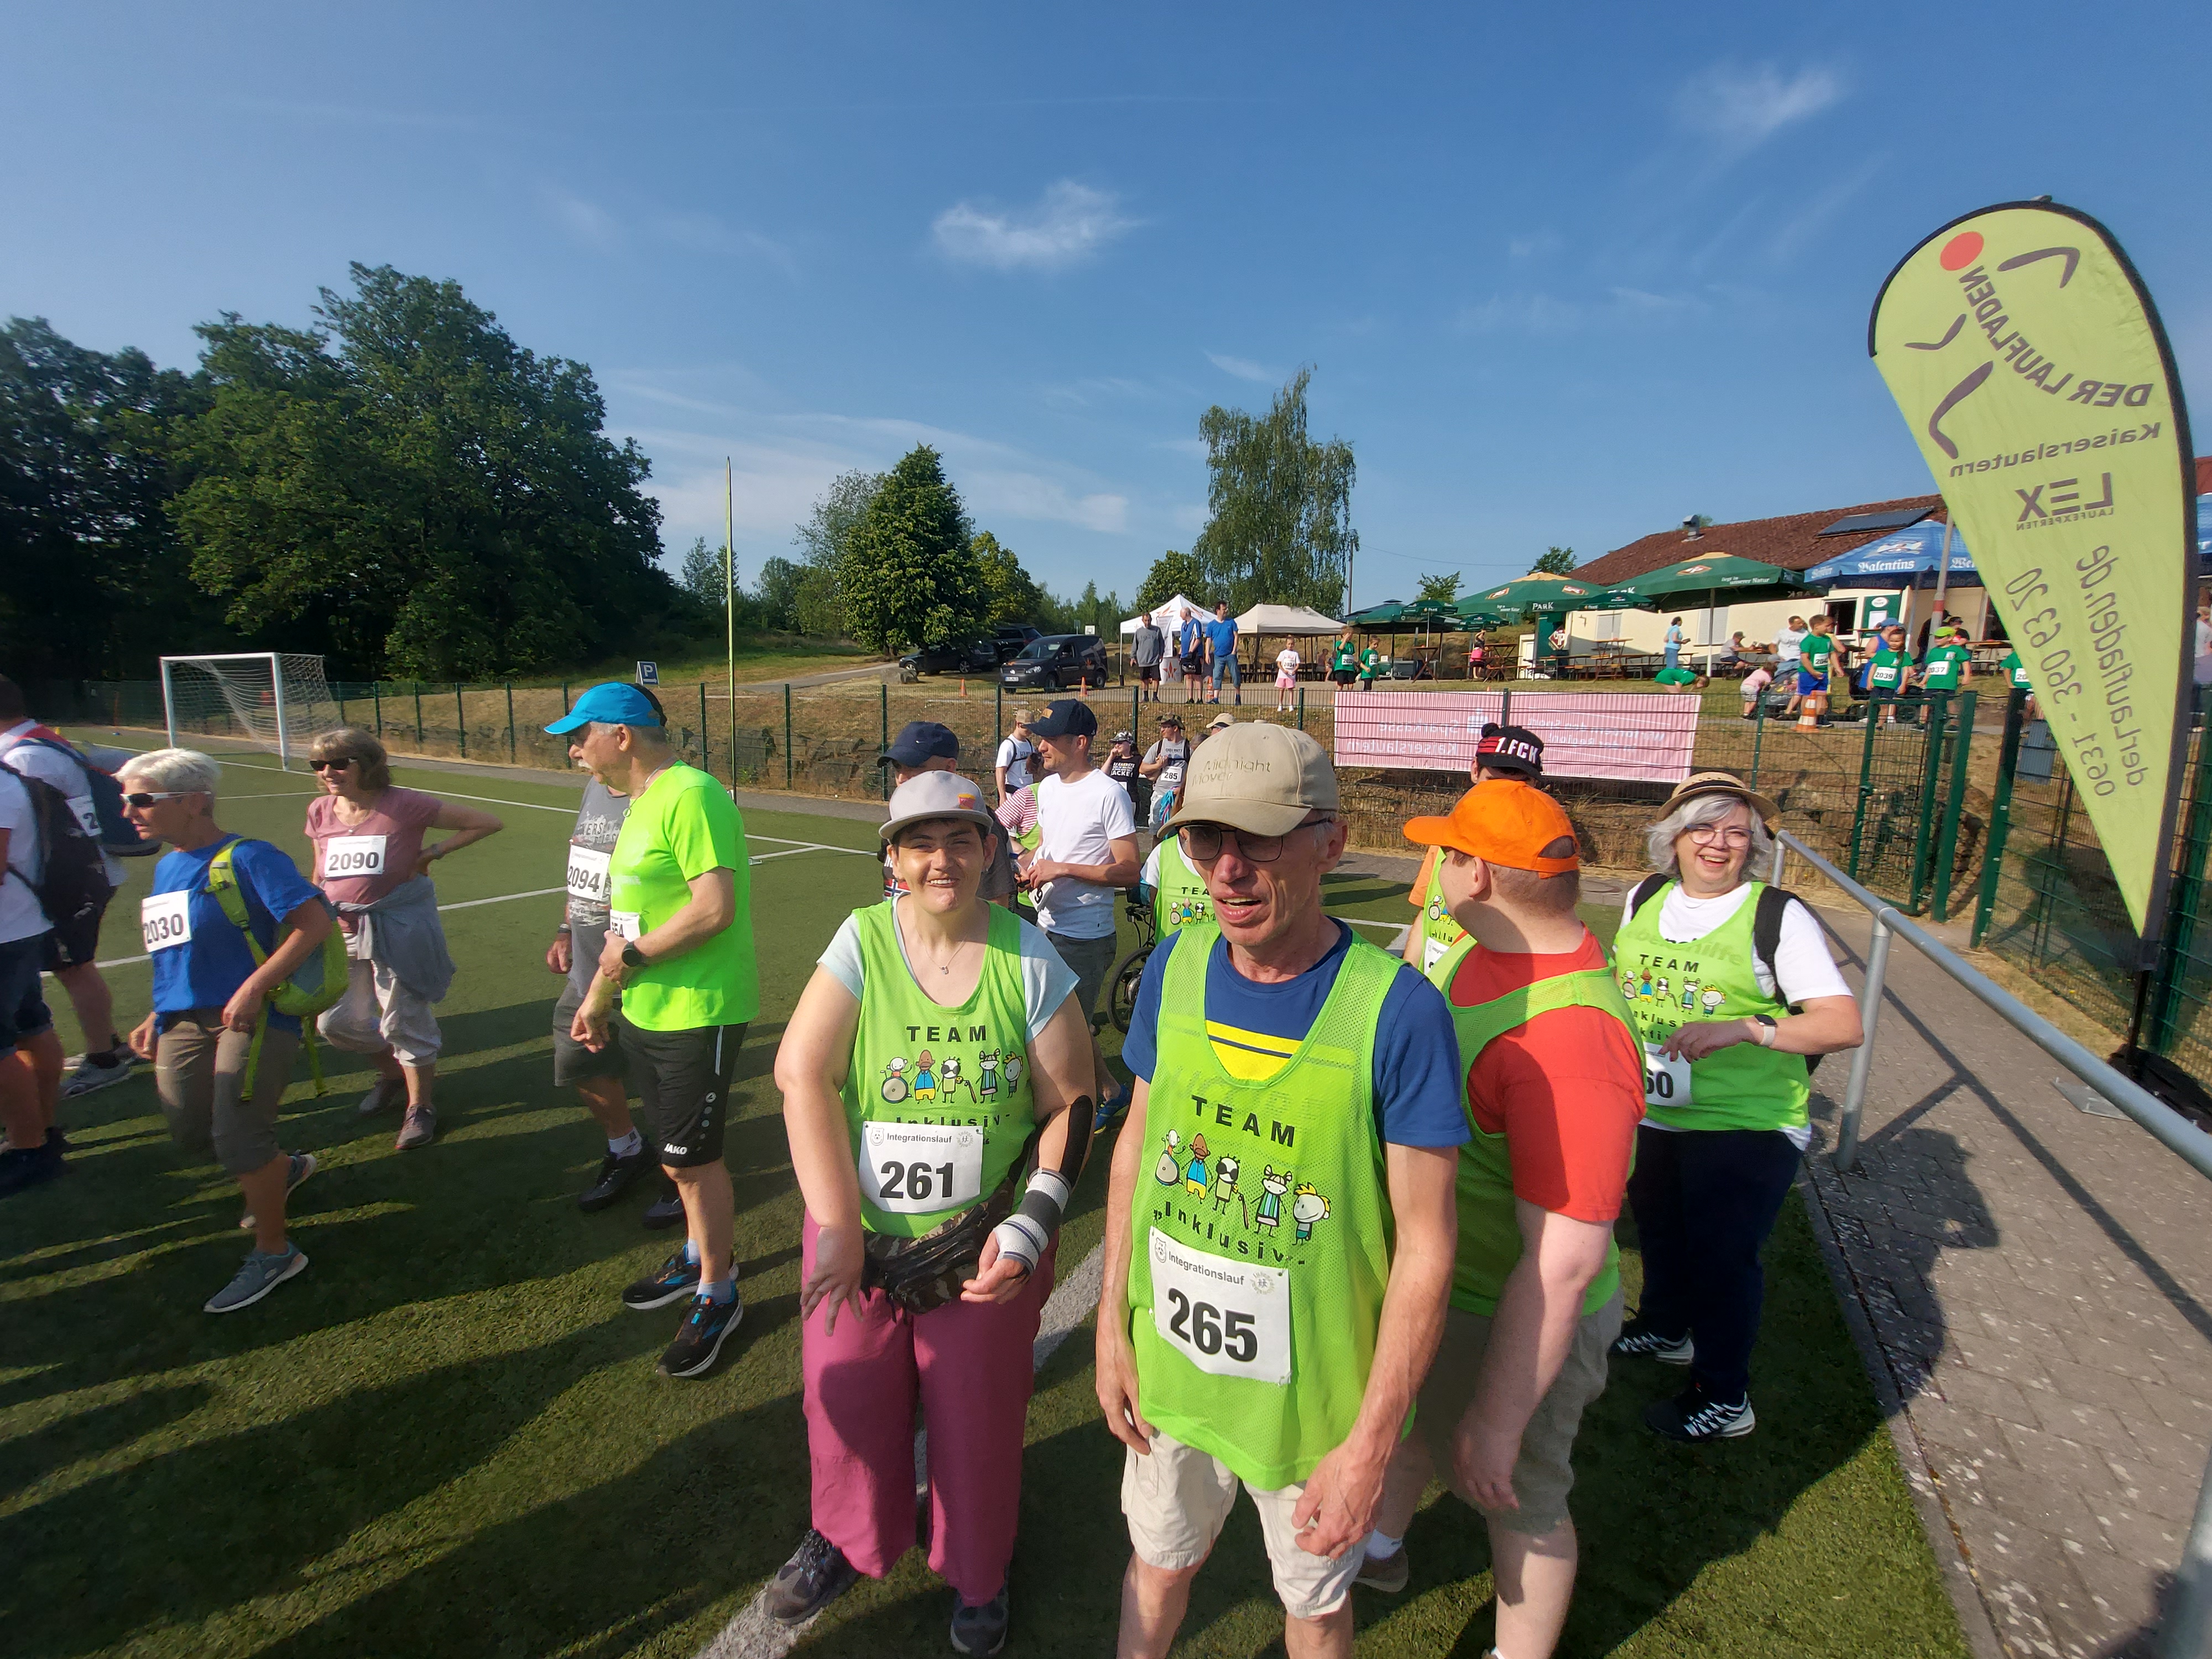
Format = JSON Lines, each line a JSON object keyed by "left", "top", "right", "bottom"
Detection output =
{"left": 863, "top": 1129, "right": 1039, "bottom": 1314}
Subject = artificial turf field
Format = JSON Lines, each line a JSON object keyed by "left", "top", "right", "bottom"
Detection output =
{"left": 0, "top": 743, "right": 1968, "bottom": 1659}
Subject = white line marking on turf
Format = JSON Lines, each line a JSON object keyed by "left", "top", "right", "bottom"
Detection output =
{"left": 693, "top": 1241, "right": 1106, "bottom": 1659}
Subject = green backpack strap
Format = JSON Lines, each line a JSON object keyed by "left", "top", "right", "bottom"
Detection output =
{"left": 202, "top": 838, "right": 328, "bottom": 1098}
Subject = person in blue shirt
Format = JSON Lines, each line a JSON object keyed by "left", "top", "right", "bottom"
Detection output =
{"left": 119, "top": 748, "right": 335, "bottom": 1315}
{"left": 1179, "top": 610, "right": 1206, "bottom": 706}
{"left": 1203, "top": 601, "right": 1243, "bottom": 707}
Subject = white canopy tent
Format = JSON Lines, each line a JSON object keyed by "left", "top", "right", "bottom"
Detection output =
{"left": 1120, "top": 595, "right": 1206, "bottom": 635}
{"left": 1235, "top": 603, "right": 1344, "bottom": 635}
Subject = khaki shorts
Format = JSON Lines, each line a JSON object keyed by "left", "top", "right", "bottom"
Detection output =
{"left": 154, "top": 1013, "right": 301, "bottom": 1176}
{"left": 1121, "top": 1430, "right": 1365, "bottom": 1621}
{"left": 1415, "top": 1289, "right": 1622, "bottom": 1535}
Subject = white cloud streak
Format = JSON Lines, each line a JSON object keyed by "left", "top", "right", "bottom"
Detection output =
{"left": 1674, "top": 62, "right": 1845, "bottom": 148}
{"left": 931, "top": 180, "right": 1138, "bottom": 272}
{"left": 1205, "top": 352, "right": 1282, "bottom": 384}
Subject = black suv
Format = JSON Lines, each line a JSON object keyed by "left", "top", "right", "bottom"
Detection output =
{"left": 897, "top": 639, "right": 998, "bottom": 682}
{"left": 1000, "top": 633, "right": 1109, "bottom": 692}
{"left": 992, "top": 624, "right": 1041, "bottom": 662}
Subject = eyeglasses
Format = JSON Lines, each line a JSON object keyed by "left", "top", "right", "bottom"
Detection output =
{"left": 1684, "top": 823, "right": 1754, "bottom": 848}
{"left": 1178, "top": 817, "right": 1335, "bottom": 865}
{"left": 310, "top": 758, "right": 357, "bottom": 771}
{"left": 123, "top": 791, "right": 191, "bottom": 808}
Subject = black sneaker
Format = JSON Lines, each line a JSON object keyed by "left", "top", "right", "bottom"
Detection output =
{"left": 0, "top": 1142, "right": 66, "bottom": 1199}
{"left": 641, "top": 1176, "right": 685, "bottom": 1230}
{"left": 950, "top": 1587, "right": 1010, "bottom": 1655}
{"left": 578, "top": 1149, "right": 649, "bottom": 1212}
{"left": 658, "top": 1291, "right": 743, "bottom": 1379}
{"left": 622, "top": 1249, "right": 702, "bottom": 1311}
{"left": 1645, "top": 1381, "right": 1756, "bottom": 1443}
{"left": 764, "top": 1528, "right": 859, "bottom": 1626}
{"left": 1613, "top": 1318, "right": 1694, "bottom": 1365}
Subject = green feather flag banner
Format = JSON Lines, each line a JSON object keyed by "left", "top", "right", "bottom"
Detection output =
{"left": 1869, "top": 200, "right": 2197, "bottom": 956}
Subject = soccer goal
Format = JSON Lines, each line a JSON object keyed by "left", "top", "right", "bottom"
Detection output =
{"left": 159, "top": 653, "right": 337, "bottom": 770}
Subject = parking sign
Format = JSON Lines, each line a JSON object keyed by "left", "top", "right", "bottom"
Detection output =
{"left": 636, "top": 661, "right": 659, "bottom": 685}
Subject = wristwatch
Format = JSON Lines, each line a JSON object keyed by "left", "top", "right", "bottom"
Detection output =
{"left": 1752, "top": 1014, "right": 1779, "bottom": 1047}
{"left": 621, "top": 941, "right": 648, "bottom": 969}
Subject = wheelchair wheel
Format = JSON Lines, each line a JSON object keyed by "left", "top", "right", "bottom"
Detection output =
{"left": 1108, "top": 941, "right": 1155, "bottom": 1034}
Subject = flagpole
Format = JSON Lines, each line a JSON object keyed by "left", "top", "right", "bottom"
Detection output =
{"left": 724, "top": 457, "right": 735, "bottom": 767}
{"left": 1931, "top": 517, "right": 1954, "bottom": 627}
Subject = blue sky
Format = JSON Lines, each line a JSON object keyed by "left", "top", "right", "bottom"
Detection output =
{"left": 7, "top": 2, "right": 2206, "bottom": 608}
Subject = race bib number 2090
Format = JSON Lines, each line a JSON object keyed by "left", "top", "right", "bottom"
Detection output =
{"left": 1149, "top": 1234, "right": 1291, "bottom": 1385}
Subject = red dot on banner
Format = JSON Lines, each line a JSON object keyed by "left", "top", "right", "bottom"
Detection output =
{"left": 1940, "top": 231, "right": 1984, "bottom": 270}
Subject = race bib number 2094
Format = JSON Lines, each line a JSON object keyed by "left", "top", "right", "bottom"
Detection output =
{"left": 1149, "top": 1234, "right": 1291, "bottom": 1385}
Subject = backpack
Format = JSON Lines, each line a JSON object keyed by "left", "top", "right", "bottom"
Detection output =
{"left": 0, "top": 734, "right": 156, "bottom": 857}
{"left": 1626, "top": 874, "right": 1824, "bottom": 1074}
{"left": 2, "top": 770, "right": 109, "bottom": 938}
{"left": 204, "top": 839, "right": 347, "bottom": 1096}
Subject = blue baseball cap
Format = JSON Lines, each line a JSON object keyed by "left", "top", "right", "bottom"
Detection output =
{"left": 545, "top": 682, "right": 665, "bottom": 735}
{"left": 879, "top": 721, "right": 961, "bottom": 768}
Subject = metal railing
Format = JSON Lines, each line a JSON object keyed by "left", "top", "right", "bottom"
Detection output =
{"left": 1769, "top": 828, "right": 2212, "bottom": 1658}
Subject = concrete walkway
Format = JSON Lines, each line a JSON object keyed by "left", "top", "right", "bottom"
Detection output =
{"left": 1803, "top": 907, "right": 2212, "bottom": 1659}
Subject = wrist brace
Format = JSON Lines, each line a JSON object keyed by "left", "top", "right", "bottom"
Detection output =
{"left": 987, "top": 1095, "right": 1093, "bottom": 1274}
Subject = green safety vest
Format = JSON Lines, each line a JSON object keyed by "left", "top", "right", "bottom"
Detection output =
{"left": 1611, "top": 880, "right": 1808, "bottom": 1134}
{"left": 2002, "top": 650, "right": 2032, "bottom": 690}
{"left": 1127, "top": 924, "right": 1399, "bottom": 1489}
{"left": 1417, "top": 856, "right": 1468, "bottom": 973}
{"left": 841, "top": 901, "right": 1036, "bottom": 1237}
{"left": 1866, "top": 647, "right": 1912, "bottom": 691}
{"left": 1426, "top": 936, "right": 1635, "bottom": 1316}
{"left": 1921, "top": 644, "right": 1970, "bottom": 691}
{"left": 1152, "top": 837, "right": 1213, "bottom": 936}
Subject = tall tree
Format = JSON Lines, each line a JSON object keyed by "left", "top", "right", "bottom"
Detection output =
{"left": 1415, "top": 571, "right": 1461, "bottom": 603}
{"left": 750, "top": 555, "right": 805, "bottom": 632}
{"left": 0, "top": 318, "right": 221, "bottom": 681}
{"left": 1135, "top": 548, "right": 1207, "bottom": 612}
{"left": 678, "top": 535, "right": 730, "bottom": 607}
{"left": 171, "top": 263, "right": 671, "bottom": 680}
{"left": 1533, "top": 545, "right": 1577, "bottom": 575}
{"left": 972, "top": 530, "right": 1041, "bottom": 627}
{"left": 786, "top": 467, "right": 884, "bottom": 639}
{"left": 838, "top": 446, "right": 982, "bottom": 653}
{"left": 1191, "top": 367, "right": 1357, "bottom": 615}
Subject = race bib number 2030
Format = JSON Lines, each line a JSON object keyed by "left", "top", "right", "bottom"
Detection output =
{"left": 1150, "top": 1234, "right": 1291, "bottom": 1385}
{"left": 139, "top": 890, "right": 194, "bottom": 953}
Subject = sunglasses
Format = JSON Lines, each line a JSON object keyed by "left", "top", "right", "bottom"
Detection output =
{"left": 1178, "top": 817, "right": 1335, "bottom": 866}
{"left": 310, "top": 757, "right": 359, "bottom": 771}
{"left": 123, "top": 791, "right": 191, "bottom": 808}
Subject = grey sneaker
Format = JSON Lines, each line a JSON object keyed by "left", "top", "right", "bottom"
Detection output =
{"left": 356, "top": 1078, "right": 405, "bottom": 1117}
{"left": 204, "top": 1245, "right": 309, "bottom": 1313}
{"left": 240, "top": 1151, "right": 317, "bottom": 1229}
{"left": 764, "top": 1528, "right": 859, "bottom": 1626}
{"left": 394, "top": 1105, "right": 437, "bottom": 1150}
{"left": 1355, "top": 1546, "right": 1409, "bottom": 1593}
{"left": 1613, "top": 1318, "right": 1695, "bottom": 1365}
{"left": 62, "top": 1049, "right": 135, "bottom": 1098}
{"left": 950, "top": 1588, "right": 1009, "bottom": 1656}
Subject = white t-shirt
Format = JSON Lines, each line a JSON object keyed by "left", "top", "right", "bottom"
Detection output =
{"left": 1275, "top": 649, "right": 1301, "bottom": 679}
{"left": 817, "top": 904, "right": 1078, "bottom": 1041}
{"left": 1775, "top": 627, "right": 1807, "bottom": 665}
{"left": 995, "top": 737, "right": 1036, "bottom": 792}
{"left": 0, "top": 721, "right": 123, "bottom": 886}
{"left": 0, "top": 767, "right": 49, "bottom": 945}
{"left": 1032, "top": 768, "right": 1136, "bottom": 939}
{"left": 1621, "top": 881, "right": 1853, "bottom": 1150}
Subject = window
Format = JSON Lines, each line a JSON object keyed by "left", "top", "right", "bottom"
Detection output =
{"left": 1594, "top": 613, "right": 1623, "bottom": 640}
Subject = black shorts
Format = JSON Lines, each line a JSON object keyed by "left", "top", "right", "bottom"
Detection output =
{"left": 0, "top": 932, "right": 55, "bottom": 1053}
{"left": 552, "top": 971, "right": 629, "bottom": 1087}
{"left": 1138, "top": 664, "right": 1160, "bottom": 684}
{"left": 1331, "top": 669, "right": 1355, "bottom": 685}
{"left": 42, "top": 885, "right": 112, "bottom": 972}
{"left": 617, "top": 1015, "right": 748, "bottom": 1167}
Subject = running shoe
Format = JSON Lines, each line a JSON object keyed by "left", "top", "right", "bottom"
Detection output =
{"left": 657, "top": 1291, "right": 743, "bottom": 1379}
{"left": 622, "top": 1248, "right": 702, "bottom": 1310}
{"left": 1092, "top": 1089, "right": 1128, "bottom": 1134}
{"left": 204, "top": 1245, "right": 309, "bottom": 1313}
{"left": 394, "top": 1104, "right": 437, "bottom": 1151}
{"left": 0, "top": 1141, "right": 66, "bottom": 1199}
{"left": 578, "top": 1149, "right": 649, "bottom": 1212}
{"left": 61, "top": 1048, "right": 135, "bottom": 1099}
{"left": 1645, "top": 1381, "right": 1756, "bottom": 1443}
{"left": 950, "top": 1587, "right": 1010, "bottom": 1656}
{"left": 641, "top": 1176, "right": 685, "bottom": 1230}
{"left": 356, "top": 1078, "right": 405, "bottom": 1117}
{"left": 1355, "top": 1547, "right": 1409, "bottom": 1594}
{"left": 1612, "top": 1318, "right": 1695, "bottom": 1365}
{"left": 240, "top": 1151, "right": 319, "bottom": 1230}
{"left": 764, "top": 1528, "right": 859, "bottom": 1626}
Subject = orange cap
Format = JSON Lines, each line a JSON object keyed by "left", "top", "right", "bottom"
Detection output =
{"left": 1402, "top": 779, "right": 1580, "bottom": 875}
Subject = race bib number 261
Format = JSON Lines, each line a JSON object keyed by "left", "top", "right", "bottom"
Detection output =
{"left": 1150, "top": 1234, "right": 1291, "bottom": 1385}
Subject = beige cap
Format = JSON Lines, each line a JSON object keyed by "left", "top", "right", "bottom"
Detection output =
{"left": 1165, "top": 722, "right": 1338, "bottom": 837}
{"left": 1206, "top": 712, "right": 1236, "bottom": 731}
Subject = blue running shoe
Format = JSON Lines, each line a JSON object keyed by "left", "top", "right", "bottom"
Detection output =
{"left": 1092, "top": 1090, "right": 1128, "bottom": 1134}
{"left": 622, "top": 1248, "right": 702, "bottom": 1311}
{"left": 658, "top": 1291, "right": 743, "bottom": 1379}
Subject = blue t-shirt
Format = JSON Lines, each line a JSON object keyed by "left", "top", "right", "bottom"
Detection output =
{"left": 1122, "top": 923, "right": 1469, "bottom": 1149}
{"left": 1180, "top": 620, "right": 1203, "bottom": 658}
{"left": 148, "top": 836, "right": 325, "bottom": 1033}
{"left": 1204, "top": 618, "right": 1239, "bottom": 659}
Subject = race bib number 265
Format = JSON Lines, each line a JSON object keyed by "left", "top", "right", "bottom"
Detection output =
{"left": 1150, "top": 1234, "right": 1291, "bottom": 1385}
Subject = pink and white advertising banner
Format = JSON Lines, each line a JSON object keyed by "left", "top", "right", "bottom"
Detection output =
{"left": 1331, "top": 691, "right": 1702, "bottom": 784}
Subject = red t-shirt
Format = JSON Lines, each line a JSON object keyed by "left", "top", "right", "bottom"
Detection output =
{"left": 1446, "top": 930, "right": 1644, "bottom": 1223}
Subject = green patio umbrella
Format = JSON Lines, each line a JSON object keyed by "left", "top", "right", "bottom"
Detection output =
{"left": 1344, "top": 599, "right": 1411, "bottom": 625}
{"left": 1449, "top": 598, "right": 1512, "bottom": 628}
{"left": 1464, "top": 572, "right": 1614, "bottom": 617}
{"left": 1599, "top": 554, "right": 1806, "bottom": 606}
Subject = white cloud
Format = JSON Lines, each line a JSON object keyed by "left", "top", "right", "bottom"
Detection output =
{"left": 967, "top": 470, "right": 1128, "bottom": 532}
{"left": 1155, "top": 436, "right": 1209, "bottom": 459}
{"left": 1455, "top": 288, "right": 1705, "bottom": 335}
{"left": 1507, "top": 231, "right": 1561, "bottom": 259}
{"left": 1674, "top": 62, "right": 1844, "bottom": 148}
{"left": 1765, "top": 155, "right": 1884, "bottom": 263}
{"left": 932, "top": 180, "right": 1138, "bottom": 272}
{"left": 540, "top": 186, "right": 619, "bottom": 249}
{"left": 1205, "top": 352, "right": 1282, "bottom": 384}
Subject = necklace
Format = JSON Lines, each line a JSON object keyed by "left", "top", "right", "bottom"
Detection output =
{"left": 901, "top": 907, "right": 980, "bottom": 977}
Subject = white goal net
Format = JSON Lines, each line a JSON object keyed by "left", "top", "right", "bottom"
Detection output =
{"left": 160, "top": 653, "right": 337, "bottom": 769}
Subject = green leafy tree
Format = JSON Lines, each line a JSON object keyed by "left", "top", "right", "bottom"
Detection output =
{"left": 750, "top": 555, "right": 804, "bottom": 632}
{"left": 1533, "top": 545, "right": 1578, "bottom": 575}
{"left": 785, "top": 467, "right": 884, "bottom": 639}
{"left": 0, "top": 318, "right": 223, "bottom": 680}
{"left": 679, "top": 536, "right": 732, "bottom": 607}
{"left": 1191, "top": 367, "right": 1357, "bottom": 615}
{"left": 792, "top": 567, "right": 845, "bottom": 638}
{"left": 972, "top": 530, "right": 1042, "bottom": 627}
{"left": 1135, "top": 549, "right": 1207, "bottom": 613}
{"left": 171, "top": 263, "right": 670, "bottom": 680}
{"left": 1415, "top": 571, "right": 1461, "bottom": 603}
{"left": 839, "top": 446, "right": 983, "bottom": 653}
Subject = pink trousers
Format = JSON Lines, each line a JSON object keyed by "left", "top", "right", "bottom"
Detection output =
{"left": 801, "top": 1214, "right": 1057, "bottom": 1603}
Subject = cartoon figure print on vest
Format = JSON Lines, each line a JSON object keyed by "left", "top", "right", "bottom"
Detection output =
{"left": 1149, "top": 1126, "right": 1331, "bottom": 1247}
